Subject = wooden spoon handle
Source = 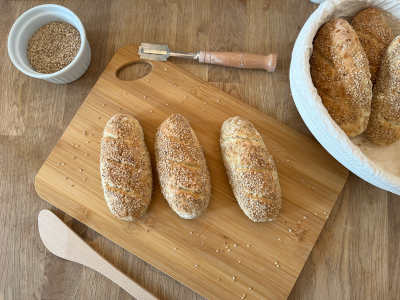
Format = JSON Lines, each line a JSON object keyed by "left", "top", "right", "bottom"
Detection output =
{"left": 38, "top": 210, "right": 158, "bottom": 300}
{"left": 198, "top": 51, "right": 277, "bottom": 72}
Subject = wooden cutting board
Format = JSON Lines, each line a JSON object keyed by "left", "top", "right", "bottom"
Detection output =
{"left": 35, "top": 45, "right": 348, "bottom": 300}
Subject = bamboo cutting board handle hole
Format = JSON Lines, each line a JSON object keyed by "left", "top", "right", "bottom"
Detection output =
{"left": 116, "top": 61, "right": 152, "bottom": 81}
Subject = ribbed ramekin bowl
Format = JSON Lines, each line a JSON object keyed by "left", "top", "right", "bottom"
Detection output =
{"left": 8, "top": 4, "right": 91, "bottom": 84}
{"left": 290, "top": 0, "right": 400, "bottom": 194}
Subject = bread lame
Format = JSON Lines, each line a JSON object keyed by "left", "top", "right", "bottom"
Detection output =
{"left": 138, "top": 42, "right": 277, "bottom": 72}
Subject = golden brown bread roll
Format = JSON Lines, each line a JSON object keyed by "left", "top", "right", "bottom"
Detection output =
{"left": 310, "top": 18, "right": 373, "bottom": 137}
{"left": 366, "top": 36, "right": 400, "bottom": 145}
{"left": 100, "top": 114, "right": 152, "bottom": 221}
{"left": 352, "top": 7, "right": 394, "bottom": 83}
{"left": 155, "top": 114, "right": 211, "bottom": 219}
{"left": 220, "top": 116, "right": 281, "bottom": 222}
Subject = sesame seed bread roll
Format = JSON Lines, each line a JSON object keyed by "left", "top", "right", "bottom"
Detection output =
{"left": 352, "top": 8, "right": 394, "bottom": 83}
{"left": 100, "top": 114, "right": 152, "bottom": 221}
{"left": 155, "top": 114, "right": 211, "bottom": 219}
{"left": 220, "top": 116, "right": 281, "bottom": 222}
{"left": 366, "top": 36, "right": 400, "bottom": 145}
{"left": 310, "top": 18, "right": 373, "bottom": 137}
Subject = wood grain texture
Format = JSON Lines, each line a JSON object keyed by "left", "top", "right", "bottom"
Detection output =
{"left": 0, "top": 1, "right": 398, "bottom": 300}
{"left": 34, "top": 44, "right": 347, "bottom": 300}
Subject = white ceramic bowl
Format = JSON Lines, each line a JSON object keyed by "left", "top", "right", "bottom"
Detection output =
{"left": 290, "top": 0, "right": 400, "bottom": 195}
{"left": 8, "top": 4, "right": 91, "bottom": 84}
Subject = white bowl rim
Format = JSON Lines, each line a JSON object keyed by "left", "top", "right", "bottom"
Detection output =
{"left": 7, "top": 4, "right": 87, "bottom": 79}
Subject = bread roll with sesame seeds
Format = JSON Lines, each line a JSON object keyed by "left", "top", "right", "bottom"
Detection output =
{"left": 352, "top": 8, "right": 394, "bottom": 83}
{"left": 155, "top": 114, "right": 211, "bottom": 219}
{"left": 310, "top": 18, "right": 373, "bottom": 137}
{"left": 100, "top": 114, "right": 152, "bottom": 221}
{"left": 220, "top": 116, "right": 281, "bottom": 222}
{"left": 366, "top": 36, "right": 400, "bottom": 145}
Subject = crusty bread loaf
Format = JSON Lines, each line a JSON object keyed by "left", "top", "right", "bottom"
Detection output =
{"left": 220, "top": 116, "right": 281, "bottom": 222}
{"left": 155, "top": 114, "right": 211, "bottom": 219}
{"left": 100, "top": 114, "right": 152, "bottom": 221}
{"left": 366, "top": 35, "right": 400, "bottom": 145}
{"left": 352, "top": 8, "right": 394, "bottom": 83}
{"left": 310, "top": 18, "right": 373, "bottom": 137}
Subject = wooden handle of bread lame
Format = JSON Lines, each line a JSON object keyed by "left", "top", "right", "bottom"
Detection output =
{"left": 198, "top": 51, "right": 277, "bottom": 72}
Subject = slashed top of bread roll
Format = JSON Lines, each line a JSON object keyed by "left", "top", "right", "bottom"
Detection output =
{"left": 352, "top": 7, "right": 394, "bottom": 83}
{"left": 100, "top": 114, "right": 152, "bottom": 221}
{"left": 366, "top": 35, "right": 400, "bottom": 145}
{"left": 310, "top": 18, "right": 372, "bottom": 137}
{"left": 155, "top": 113, "right": 211, "bottom": 219}
{"left": 220, "top": 116, "right": 281, "bottom": 222}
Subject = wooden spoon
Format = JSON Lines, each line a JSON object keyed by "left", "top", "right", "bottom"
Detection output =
{"left": 38, "top": 209, "right": 158, "bottom": 300}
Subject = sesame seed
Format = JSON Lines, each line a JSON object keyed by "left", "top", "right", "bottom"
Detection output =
{"left": 227, "top": 248, "right": 231, "bottom": 252}
{"left": 79, "top": 168, "right": 84, "bottom": 172}
{"left": 173, "top": 247, "right": 177, "bottom": 250}
{"left": 237, "top": 260, "right": 241, "bottom": 264}
{"left": 240, "top": 293, "right": 247, "bottom": 299}
{"left": 194, "top": 264, "right": 199, "bottom": 268}
{"left": 248, "top": 287, "right": 253, "bottom": 291}
{"left": 233, "top": 243, "right": 238, "bottom": 247}
{"left": 189, "top": 231, "right": 193, "bottom": 235}
{"left": 216, "top": 249, "right": 219, "bottom": 253}
{"left": 101, "top": 103, "right": 105, "bottom": 107}
{"left": 303, "top": 216, "right": 307, "bottom": 220}
{"left": 232, "top": 276, "right": 237, "bottom": 281}
{"left": 246, "top": 244, "right": 250, "bottom": 248}
{"left": 288, "top": 228, "right": 292, "bottom": 233}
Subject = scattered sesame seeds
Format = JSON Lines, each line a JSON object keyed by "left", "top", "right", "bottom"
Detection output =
{"left": 274, "top": 261, "right": 280, "bottom": 268}
{"left": 246, "top": 244, "right": 250, "bottom": 248}
{"left": 194, "top": 264, "right": 199, "bottom": 268}
{"left": 227, "top": 248, "right": 231, "bottom": 252}
{"left": 79, "top": 168, "right": 84, "bottom": 172}
{"left": 173, "top": 247, "right": 177, "bottom": 250}
{"left": 303, "top": 216, "right": 307, "bottom": 220}
{"left": 240, "top": 293, "right": 247, "bottom": 299}
{"left": 248, "top": 287, "right": 253, "bottom": 291}
{"left": 232, "top": 276, "right": 237, "bottom": 281}
{"left": 288, "top": 228, "right": 293, "bottom": 233}
{"left": 189, "top": 231, "right": 193, "bottom": 235}
{"left": 233, "top": 243, "right": 238, "bottom": 248}
{"left": 143, "top": 95, "right": 147, "bottom": 99}
{"left": 237, "top": 260, "right": 241, "bottom": 264}
{"left": 216, "top": 249, "right": 219, "bottom": 253}
{"left": 86, "top": 140, "right": 90, "bottom": 144}
{"left": 217, "top": 99, "right": 221, "bottom": 103}
{"left": 277, "top": 237, "right": 281, "bottom": 241}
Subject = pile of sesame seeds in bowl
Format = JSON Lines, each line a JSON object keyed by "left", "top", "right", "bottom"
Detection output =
{"left": 27, "top": 21, "right": 81, "bottom": 74}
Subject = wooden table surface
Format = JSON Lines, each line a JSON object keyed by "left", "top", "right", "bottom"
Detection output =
{"left": 0, "top": 1, "right": 397, "bottom": 299}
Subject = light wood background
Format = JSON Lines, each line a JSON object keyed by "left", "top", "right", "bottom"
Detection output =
{"left": 0, "top": 1, "right": 395, "bottom": 299}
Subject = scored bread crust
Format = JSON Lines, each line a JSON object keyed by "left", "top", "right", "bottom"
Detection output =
{"left": 310, "top": 18, "right": 372, "bottom": 137}
{"left": 100, "top": 114, "right": 152, "bottom": 221}
{"left": 366, "top": 36, "right": 400, "bottom": 145}
{"left": 220, "top": 116, "right": 281, "bottom": 222}
{"left": 155, "top": 114, "right": 211, "bottom": 219}
{"left": 352, "top": 7, "right": 394, "bottom": 83}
